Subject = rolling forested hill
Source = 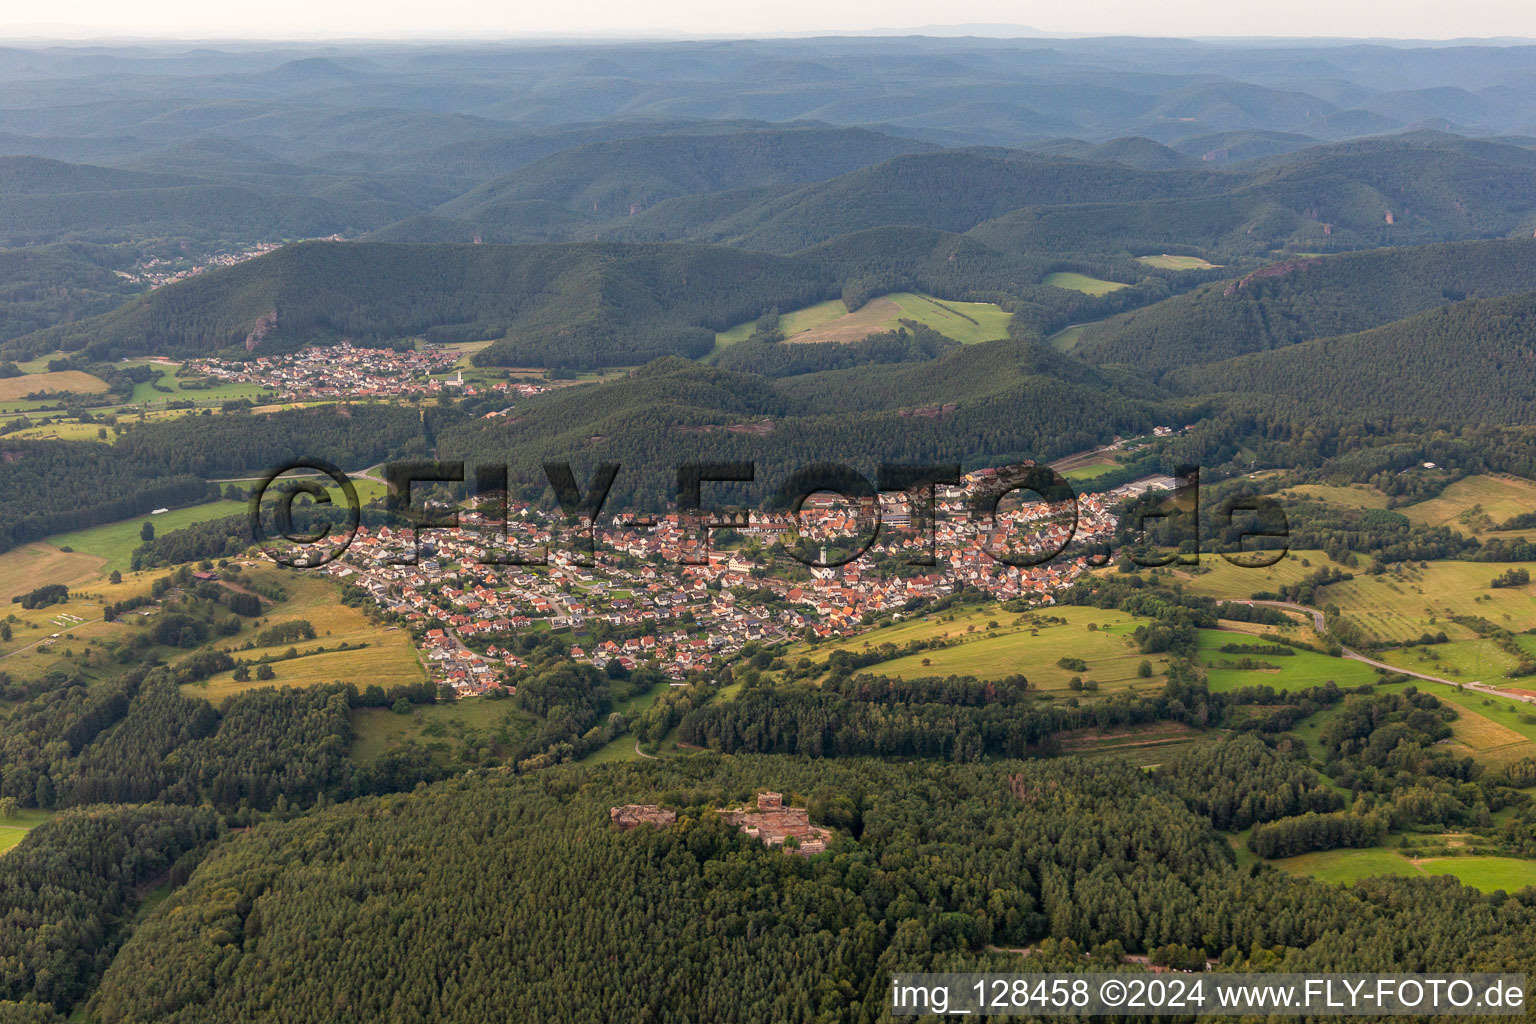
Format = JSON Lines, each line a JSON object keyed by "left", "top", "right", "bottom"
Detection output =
{"left": 2, "top": 227, "right": 1202, "bottom": 367}
{"left": 440, "top": 341, "right": 1164, "bottom": 509}
{"left": 1166, "top": 291, "right": 1536, "bottom": 423}
{"left": 2, "top": 240, "right": 835, "bottom": 367}
{"left": 0, "top": 242, "right": 146, "bottom": 344}
{"left": 387, "top": 131, "right": 1536, "bottom": 258}
{"left": 1075, "top": 237, "right": 1536, "bottom": 373}
{"left": 80, "top": 755, "right": 1536, "bottom": 1023}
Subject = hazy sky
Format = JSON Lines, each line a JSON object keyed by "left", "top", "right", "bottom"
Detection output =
{"left": 5, "top": 0, "right": 1536, "bottom": 42}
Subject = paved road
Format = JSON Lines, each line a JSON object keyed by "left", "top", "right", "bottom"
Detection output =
{"left": 1229, "top": 599, "right": 1536, "bottom": 705}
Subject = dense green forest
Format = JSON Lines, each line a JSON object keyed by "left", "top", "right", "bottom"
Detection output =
{"left": 71, "top": 750, "right": 1536, "bottom": 1023}
{"left": 439, "top": 344, "right": 1166, "bottom": 510}
{"left": 0, "top": 804, "right": 221, "bottom": 1019}
{"left": 5, "top": 240, "right": 838, "bottom": 367}
{"left": 0, "top": 243, "right": 146, "bottom": 344}
{"left": 0, "top": 404, "right": 429, "bottom": 552}
{"left": 0, "top": 228, "right": 1198, "bottom": 368}
{"left": 417, "top": 133, "right": 1536, "bottom": 255}
{"left": 969, "top": 134, "right": 1536, "bottom": 256}
{"left": 1076, "top": 237, "right": 1536, "bottom": 374}
{"left": 0, "top": 157, "right": 416, "bottom": 247}
{"left": 1166, "top": 291, "right": 1536, "bottom": 423}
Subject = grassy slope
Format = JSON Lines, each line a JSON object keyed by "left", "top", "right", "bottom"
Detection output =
{"left": 785, "top": 604, "right": 1170, "bottom": 692}
{"left": 0, "top": 565, "right": 197, "bottom": 685}
{"left": 1171, "top": 548, "right": 1342, "bottom": 602}
{"left": 185, "top": 569, "right": 424, "bottom": 700}
{"left": 1401, "top": 474, "right": 1536, "bottom": 537}
{"left": 1271, "top": 846, "right": 1536, "bottom": 893}
{"left": 351, "top": 698, "right": 535, "bottom": 764}
{"left": 1135, "top": 254, "right": 1220, "bottom": 270}
{"left": 0, "top": 369, "right": 107, "bottom": 401}
{"left": 712, "top": 291, "right": 1012, "bottom": 352}
{"left": 0, "top": 808, "right": 52, "bottom": 856}
{"left": 1319, "top": 561, "right": 1536, "bottom": 645}
{"left": 46, "top": 499, "right": 248, "bottom": 574}
{"left": 1042, "top": 272, "right": 1128, "bottom": 296}
{"left": 1195, "top": 629, "right": 1380, "bottom": 692}
{"left": 0, "top": 542, "right": 106, "bottom": 602}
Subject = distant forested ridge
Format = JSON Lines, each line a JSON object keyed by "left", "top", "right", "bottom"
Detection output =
{"left": 426, "top": 124, "right": 935, "bottom": 237}
{"left": 0, "top": 155, "right": 414, "bottom": 247}
{"left": 429, "top": 134, "right": 1536, "bottom": 256}
{"left": 969, "top": 134, "right": 1536, "bottom": 257}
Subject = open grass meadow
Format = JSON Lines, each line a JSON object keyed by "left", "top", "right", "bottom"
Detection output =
{"left": 1271, "top": 845, "right": 1536, "bottom": 893}
{"left": 1045, "top": 322, "right": 1092, "bottom": 352}
{"left": 0, "top": 361, "right": 273, "bottom": 418}
{"left": 712, "top": 291, "right": 1012, "bottom": 352}
{"left": 1278, "top": 483, "right": 1391, "bottom": 510}
{"left": 1056, "top": 720, "right": 1212, "bottom": 764}
{"left": 1060, "top": 460, "right": 1119, "bottom": 482}
{"left": 118, "top": 360, "right": 275, "bottom": 407}
{"left": 0, "top": 808, "right": 52, "bottom": 856}
{"left": 1268, "top": 846, "right": 1423, "bottom": 884}
{"left": 1042, "top": 272, "right": 1129, "bottom": 296}
{"left": 1317, "top": 560, "right": 1536, "bottom": 645}
{"left": 714, "top": 298, "right": 849, "bottom": 346}
{"left": 1171, "top": 548, "right": 1341, "bottom": 602}
{"left": 1195, "top": 629, "right": 1381, "bottom": 692}
{"left": 785, "top": 604, "right": 1171, "bottom": 692}
{"left": 2, "top": 419, "right": 124, "bottom": 442}
{"left": 45, "top": 499, "right": 248, "bottom": 574}
{"left": 1135, "top": 254, "right": 1221, "bottom": 270}
{"left": 1375, "top": 635, "right": 1536, "bottom": 685}
{"left": 1400, "top": 474, "right": 1536, "bottom": 537}
{"left": 351, "top": 697, "right": 535, "bottom": 766}
{"left": 0, "top": 564, "right": 191, "bottom": 683}
{"left": 0, "top": 369, "right": 108, "bottom": 402}
{"left": 582, "top": 688, "right": 665, "bottom": 763}
{"left": 1283, "top": 675, "right": 1536, "bottom": 768}
{"left": 1418, "top": 856, "right": 1536, "bottom": 892}
{"left": 0, "top": 542, "right": 106, "bottom": 603}
{"left": 184, "top": 568, "right": 425, "bottom": 700}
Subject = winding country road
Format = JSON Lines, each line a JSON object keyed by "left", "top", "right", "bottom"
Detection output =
{"left": 1230, "top": 599, "right": 1536, "bottom": 706}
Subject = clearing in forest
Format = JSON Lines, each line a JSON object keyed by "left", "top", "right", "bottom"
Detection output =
{"left": 713, "top": 291, "right": 1011, "bottom": 349}
{"left": 1042, "top": 272, "right": 1128, "bottom": 295}
{"left": 1135, "top": 254, "right": 1221, "bottom": 270}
